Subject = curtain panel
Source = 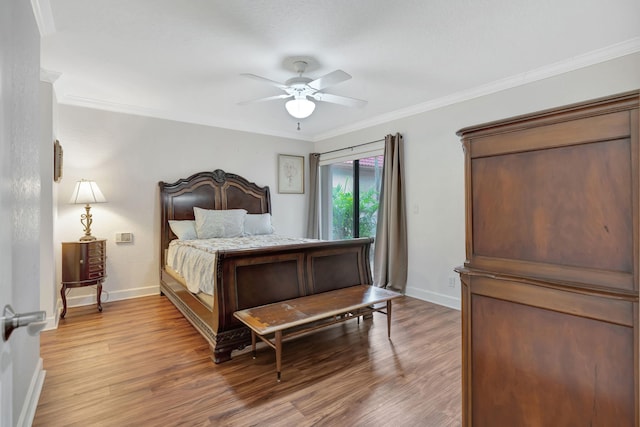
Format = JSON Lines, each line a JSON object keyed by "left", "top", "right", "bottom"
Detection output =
{"left": 373, "top": 133, "right": 408, "bottom": 292}
{"left": 306, "top": 153, "right": 321, "bottom": 238}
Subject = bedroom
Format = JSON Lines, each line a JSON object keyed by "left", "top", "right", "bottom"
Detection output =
{"left": 2, "top": 0, "right": 640, "bottom": 426}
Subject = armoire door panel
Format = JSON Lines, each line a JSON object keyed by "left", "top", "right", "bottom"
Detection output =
{"left": 472, "top": 138, "right": 633, "bottom": 281}
{"left": 471, "top": 294, "right": 634, "bottom": 426}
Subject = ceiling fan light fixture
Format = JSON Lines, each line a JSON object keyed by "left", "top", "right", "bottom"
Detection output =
{"left": 285, "top": 97, "right": 315, "bottom": 119}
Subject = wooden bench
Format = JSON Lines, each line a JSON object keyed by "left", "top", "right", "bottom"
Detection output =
{"left": 233, "top": 285, "right": 402, "bottom": 381}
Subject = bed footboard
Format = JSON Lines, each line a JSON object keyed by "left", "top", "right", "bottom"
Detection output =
{"left": 214, "top": 237, "right": 373, "bottom": 361}
{"left": 160, "top": 238, "right": 373, "bottom": 363}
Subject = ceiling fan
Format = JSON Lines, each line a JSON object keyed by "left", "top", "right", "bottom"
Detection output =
{"left": 239, "top": 60, "right": 367, "bottom": 119}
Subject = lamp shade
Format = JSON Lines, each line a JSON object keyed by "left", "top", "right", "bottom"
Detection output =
{"left": 69, "top": 180, "right": 106, "bottom": 204}
{"left": 285, "top": 97, "right": 316, "bottom": 119}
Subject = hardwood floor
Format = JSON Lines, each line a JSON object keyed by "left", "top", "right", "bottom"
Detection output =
{"left": 34, "top": 294, "right": 461, "bottom": 426}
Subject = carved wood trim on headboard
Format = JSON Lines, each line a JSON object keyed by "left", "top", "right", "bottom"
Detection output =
{"left": 158, "top": 169, "right": 272, "bottom": 267}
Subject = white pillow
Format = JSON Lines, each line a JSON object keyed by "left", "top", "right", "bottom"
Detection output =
{"left": 244, "top": 213, "right": 275, "bottom": 236}
{"left": 194, "top": 207, "right": 247, "bottom": 238}
{"left": 168, "top": 220, "right": 197, "bottom": 240}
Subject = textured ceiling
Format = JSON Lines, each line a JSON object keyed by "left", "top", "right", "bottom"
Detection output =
{"left": 38, "top": 0, "right": 640, "bottom": 141}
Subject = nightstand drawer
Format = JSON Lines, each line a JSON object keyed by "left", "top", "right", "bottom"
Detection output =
{"left": 89, "top": 263, "right": 104, "bottom": 272}
{"left": 88, "top": 255, "right": 105, "bottom": 265}
{"left": 88, "top": 247, "right": 104, "bottom": 257}
{"left": 88, "top": 271, "right": 105, "bottom": 280}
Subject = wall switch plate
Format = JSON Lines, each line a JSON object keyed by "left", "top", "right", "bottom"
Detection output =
{"left": 115, "top": 232, "right": 133, "bottom": 243}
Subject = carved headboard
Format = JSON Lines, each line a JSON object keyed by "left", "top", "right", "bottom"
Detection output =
{"left": 158, "top": 169, "right": 272, "bottom": 263}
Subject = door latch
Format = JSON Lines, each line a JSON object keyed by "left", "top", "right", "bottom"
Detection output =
{"left": 1, "top": 305, "right": 47, "bottom": 341}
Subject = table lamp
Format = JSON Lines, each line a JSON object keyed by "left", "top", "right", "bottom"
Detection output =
{"left": 69, "top": 180, "right": 106, "bottom": 241}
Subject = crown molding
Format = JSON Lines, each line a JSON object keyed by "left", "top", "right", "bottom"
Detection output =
{"left": 313, "top": 37, "right": 640, "bottom": 142}
{"left": 58, "top": 94, "right": 313, "bottom": 142}
{"left": 31, "top": 0, "right": 56, "bottom": 37}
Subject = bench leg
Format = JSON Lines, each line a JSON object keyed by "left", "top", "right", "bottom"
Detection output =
{"left": 251, "top": 330, "right": 257, "bottom": 359}
{"left": 387, "top": 300, "right": 392, "bottom": 339}
{"left": 275, "top": 331, "right": 282, "bottom": 382}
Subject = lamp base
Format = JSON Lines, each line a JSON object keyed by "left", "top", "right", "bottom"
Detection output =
{"left": 79, "top": 235, "right": 97, "bottom": 241}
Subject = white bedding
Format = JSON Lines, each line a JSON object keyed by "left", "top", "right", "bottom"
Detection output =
{"left": 166, "top": 235, "right": 318, "bottom": 295}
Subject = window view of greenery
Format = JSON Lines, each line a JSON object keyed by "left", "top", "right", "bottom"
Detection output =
{"left": 321, "top": 155, "right": 384, "bottom": 241}
{"left": 332, "top": 184, "right": 380, "bottom": 239}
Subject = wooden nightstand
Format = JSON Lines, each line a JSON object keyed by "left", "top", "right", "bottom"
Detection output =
{"left": 60, "top": 239, "right": 106, "bottom": 318}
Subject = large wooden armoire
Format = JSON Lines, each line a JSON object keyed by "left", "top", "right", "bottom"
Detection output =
{"left": 456, "top": 91, "right": 639, "bottom": 426}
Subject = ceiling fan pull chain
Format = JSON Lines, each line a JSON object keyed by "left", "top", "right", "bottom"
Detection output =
{"left": 297, "top": 122, "right": 301, "bottom": 131}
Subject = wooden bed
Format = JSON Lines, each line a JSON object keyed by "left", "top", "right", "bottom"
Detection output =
{"left": 159, "top": 169, "right": 373, "bottom": 363}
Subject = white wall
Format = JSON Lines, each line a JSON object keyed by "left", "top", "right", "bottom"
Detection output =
{"left": 55, "top": 107, "right": 310, "bottom": 305}
{"left": 315, "top": 52, "right": 640, "bottom": 309}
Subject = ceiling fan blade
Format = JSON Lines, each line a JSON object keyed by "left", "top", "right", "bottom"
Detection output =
{"left": 240, "top": 73, "right": 289, "bottom": 91}
{"left": 310, "top": 92, "right": 367, "bottom": 108}
{"left": 238, "top": 94, "right": 292, "bottom": 105}
{"left": 307, "top": 70, "right": 351, "bottom": 91}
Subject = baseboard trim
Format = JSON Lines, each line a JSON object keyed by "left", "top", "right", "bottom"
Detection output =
{"left": 16, "top": 357, "right": 45, "bottom": 427}
{"left": 405, "top": 286, "right": 461, "bottom": 310}
{"left": 42, "top": 315, "right": 58, "bottom": 332}
{"left": 64, "top": 285, "right": 160, "bottom": 308}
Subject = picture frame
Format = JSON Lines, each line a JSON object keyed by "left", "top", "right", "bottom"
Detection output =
{"left": 278, "top": 154, "right": 304, "bottom": 194}
{"left": 53, "top": 139, "right": 63, "bottom": 182}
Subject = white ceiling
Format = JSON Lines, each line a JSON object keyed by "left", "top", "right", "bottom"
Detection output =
{"left": 38, "top": 0, "right": 640, "bottom": 141}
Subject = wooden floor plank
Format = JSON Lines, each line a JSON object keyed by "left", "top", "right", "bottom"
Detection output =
{"left": 34, "top": 294, "right": 461, "bottom": 426}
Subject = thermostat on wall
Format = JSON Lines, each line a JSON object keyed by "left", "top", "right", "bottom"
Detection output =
{"left": 115, "top": 232, "right": 134, "bottom": 243}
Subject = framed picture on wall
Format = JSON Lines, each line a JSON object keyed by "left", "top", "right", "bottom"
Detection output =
{"left": 278, "top": 154, "right": 304, "bottom": 194}
{"left": 53, "top": 140, "right": 63, "bottom": 182}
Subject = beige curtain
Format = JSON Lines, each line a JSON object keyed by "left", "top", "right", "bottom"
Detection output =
{"left": 373, "top": 133, "right": 407, "bottom": 292}
{"left": 306, "top": 153, "right": 321, "bottom": 238}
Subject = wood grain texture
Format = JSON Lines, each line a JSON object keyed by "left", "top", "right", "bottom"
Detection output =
{"left": 34, "top": 295, "right": 461, "bottom": 426}
{"left": 472, "top": 138, "right": 632, "bottom": 276}
{"left": 472, "top": 295, "right": 634, "bottom": 426}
